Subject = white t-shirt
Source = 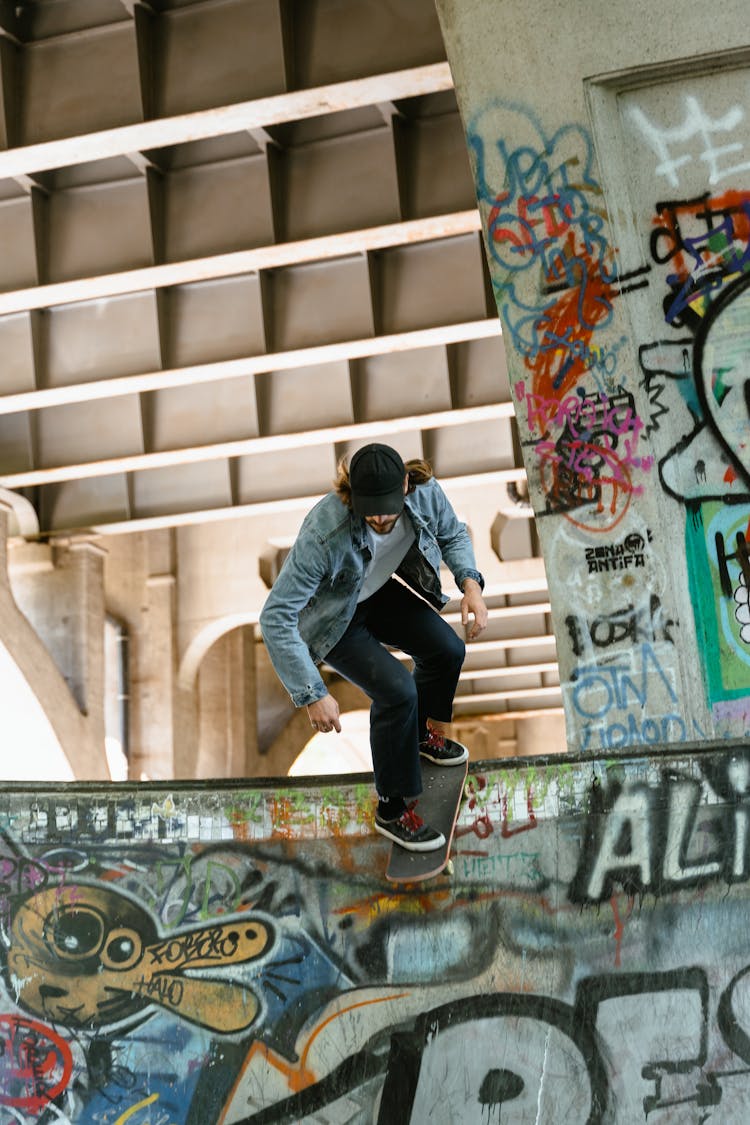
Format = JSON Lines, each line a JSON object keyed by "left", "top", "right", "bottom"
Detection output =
{"left": 357, "top": 513, "right": 416, "bottom": 603}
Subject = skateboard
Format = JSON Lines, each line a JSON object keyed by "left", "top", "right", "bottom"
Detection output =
{"left": 385, "top": 758, "right": 468, "bottom": 883}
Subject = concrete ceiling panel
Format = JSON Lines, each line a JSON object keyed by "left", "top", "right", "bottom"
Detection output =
{"left": 400, "top": 112, "right": 477, "bottom": 220}
{"left": 0, "top": 199, "right": 40, "bottom": 291}
{"left": 292, "top": 0, "right": 445, "bottom": 88}
{"left": 267, "top": 257, "right": 374, "bottom": 352}
{"left": 146, "top": 375, "right": 258, "bottom": 451}
{"left": 493, "top": 516, "right": 534, "bottom": 563}
{"left": 0, "top": 414, "right": 35, "bottom": 473}
{"left": 453, "top": 690, "right": 562, "bottom": 715}
{"left": 376, "top": 233, "right": 489, "bottom": 334}
{"left": 271, "top": 106, "right": 387, "bottom": 148}
{"left": 451, "top": 336, "right": 511, "bottom": 408}
{"left": 393, "top": 90, "right": 460, "bottom": 121}
{"left": 256, "top": 360, "right": 353, "bottom": 435}
{"left": 457, "top": 671, "right": 546, "bottom": 695}
{"left": 36, "top": 396, "right": 145, "bottom": 466}
{"left": 20, "top": 24, "right": 143, "bottom": 144}
{"left": 40, "top": 473, "right": 131, "bottom": 530}
{"left": 163, "top": 155, "right": 275, "bottom": 260}
{"left": 506, "top": 641, "right": 559, "bottom": 666}
{"left": 42, "top": 293, "right": 162, "bottom": 386}
{"left": 46, "top": 181, "right": 154, "bottom": 283}
{"left": 156, "top": 0, "right": 287, "bottom": 115}
{"left": 0, "top": 181, "right": 28, "bottom": 205}
{"left": 424, "top": 418, "right": 514, "bottom": 477}
{"left": 351, "top": 345, "right": 452, "bottom": 422}
{"left": 163, "top": 276, "right": 266, "bottom": 367}
{"left": 0, "top": 313, "right": 37, "bottom": 394}
{"left": 487, "top": 612, "right": 550, "bottom": 643}
{"left": 280, "top": 129, "right": 401, "bottom": 242}
{"left": 20, "top": 1, "right": 130, "bottom": 42}
{"left": 50, "top": 156, "right": 145, "bottom": 191}
{"left": 131, "top": 458, "right": 232, "bottom": 516}
{"left": 235, "top": 445, "right": 337, "bottom": 505}
{"left": 154, "top": 133, "right": 263, "bottom": 172}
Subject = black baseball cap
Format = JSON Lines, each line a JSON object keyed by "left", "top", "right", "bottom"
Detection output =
{"left": 349, "top": 443, "right": 406, "bottom": 516}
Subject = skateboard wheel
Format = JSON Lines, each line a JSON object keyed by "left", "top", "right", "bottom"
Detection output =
{"left": 446, "top": 859, "right": 454, "bottom": 875}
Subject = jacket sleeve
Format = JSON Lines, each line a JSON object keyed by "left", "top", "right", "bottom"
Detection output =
{"left": 259, "top": 531, "right": 331, "bottom": 707}
{"left": 431, "top": 480, "right": 485, "bottom": 591}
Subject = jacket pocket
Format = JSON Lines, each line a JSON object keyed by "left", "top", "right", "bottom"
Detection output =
{"left": 331, "top": 567, "right": 359, "bottom": 593}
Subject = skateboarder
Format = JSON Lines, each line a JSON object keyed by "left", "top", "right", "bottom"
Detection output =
{"left": 259, "top": 443, "right": 488, "bottom": 851}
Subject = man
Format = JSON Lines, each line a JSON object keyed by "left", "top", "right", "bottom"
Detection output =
{"left": 260, "top": 443, "right": 488, "bottom": 851}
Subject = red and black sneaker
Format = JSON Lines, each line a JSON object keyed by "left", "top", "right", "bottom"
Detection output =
{"left": 419, "top": 728, "right": 469, "bottom": 766}
{"left": 375, "top": 802, "right": 445, "bottom": 852}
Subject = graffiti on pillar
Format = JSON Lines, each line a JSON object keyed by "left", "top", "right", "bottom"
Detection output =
{"left": 515, "top": 382, "right": 653, "bottom": 528}
{"left": 568, "top": 641, "right": 697, "bottom": 751}
{"left": 467, "top": 100, "right": 642, "bottom": 401}
{"left": 693, "top": 271, "right": 750, "bottom": 490}
{"left": 629, "top": 95, "right": 750, "bottom": 717}
{"left": 463, "top": 82, "right": 750, "bottom": 741}
{"left": 564, "top": 594, "right": 676, "bottom": 658}
{"left": 648, "top": 191, "right": 750, "bottom": 328}
{"left": 627, "top": 95, "right": 750, "bottom": 191}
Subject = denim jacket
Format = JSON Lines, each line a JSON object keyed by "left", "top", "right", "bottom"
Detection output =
{"left": 259, "top": 478, "right": 484, "bottom": 707}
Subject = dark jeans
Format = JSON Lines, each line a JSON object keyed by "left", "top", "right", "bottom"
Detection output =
{"left": 324, "top": 579, "right": 465, "bottom": 799}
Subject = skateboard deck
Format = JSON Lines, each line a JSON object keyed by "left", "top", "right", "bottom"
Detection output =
{"left": 385, "top": 759, "right": 468, "bottom": 883}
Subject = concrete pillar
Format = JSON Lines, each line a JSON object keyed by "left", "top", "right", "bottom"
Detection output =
{"left": 136, "top": 572, "right": 178, "bottom": 780}
{"left": 63, "top": 542, "right": 107, "bottom": 739}
{"left": 436, "top": 0, "right": 750, "bottom": 754}
{"left": 194, "top": 627, "right": 258, "bottom": 778}
{"left": 1, "top": 513, "right": 109, "bottom": 779}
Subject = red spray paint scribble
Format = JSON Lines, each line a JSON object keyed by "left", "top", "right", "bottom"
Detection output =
{"left": 609, "top": 896, "right": 636, "bottom": 969}
{"left": 500, "top": 789, "right": 538, "bottom": 838}
{"left": 456, "top": 775, "right": 494, "bottom": 838}
{"left": 456, "top": 814, "right": 494, "bottom": 840}
{"left": 537, "top": 439, "right": 638, "bottom": 533}
{"left": 530, "top": 251, "right": 618, "bottom": 400}
{"left": 725, "top": 464, "right": 738, "bottom": 485}
{"left": 489, "top": 191, "right": 576, "bottom": 263}
{"left": 610, "top": 895, "right": 624, "bottom": 968}
{"left": 489, "top": 187, "right": 618, "bottom": 400}
{"left": 0, "top": 1015, "right": 73, "bottom": 1112}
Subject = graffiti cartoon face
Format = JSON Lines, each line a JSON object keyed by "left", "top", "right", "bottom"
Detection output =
{"left": 7, "top": 885, "right": 157, "bottom": 1028}
{"left": 6, "top": 884, "right": 274, "bottom": 1033}
{"left": 695, "top": 273, "right": 750, "bottom": 488}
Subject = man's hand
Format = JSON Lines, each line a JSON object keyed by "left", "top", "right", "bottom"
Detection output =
{"left": 307, "top": 694, "right": 341, "bottom": 734}
{"left": 461, "top": 578, "right": 488, "bottom": 640}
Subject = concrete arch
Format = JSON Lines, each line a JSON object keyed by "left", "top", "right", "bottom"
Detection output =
{"left": 251, "top": 680, "right": 369, "bottom": 779}
{"left": 0, "top": 489, "right": 40, "bottom": 539}
{"left": 0, "top": 515, "right": 108, "bottom": 779}
{"left": 178, "top": 612, "right": 258, "bottom": 691}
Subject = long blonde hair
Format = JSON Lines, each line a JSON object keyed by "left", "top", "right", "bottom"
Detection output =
{"left": 334, "top": 456, "right": 433, "bottom": 509}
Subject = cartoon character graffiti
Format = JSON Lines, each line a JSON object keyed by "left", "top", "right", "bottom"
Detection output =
{"left": 3, "top": 882, "right": 275, "bottom": 1035}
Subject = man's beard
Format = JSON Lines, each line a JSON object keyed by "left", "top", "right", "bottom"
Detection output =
{"left": 365, "top": 514, "right": 401, "bottom": 535}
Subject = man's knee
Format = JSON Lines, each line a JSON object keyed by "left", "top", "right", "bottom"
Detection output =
{"left": 444, "top": 629, "right": 466, "bottom": 669}
{"left": 384, "top": 668, "right": 419, "bottom": 710}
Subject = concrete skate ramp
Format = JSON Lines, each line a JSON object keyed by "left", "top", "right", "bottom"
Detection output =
{"left": 1, "top": 744, "right": 748, "bottom": 1123}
